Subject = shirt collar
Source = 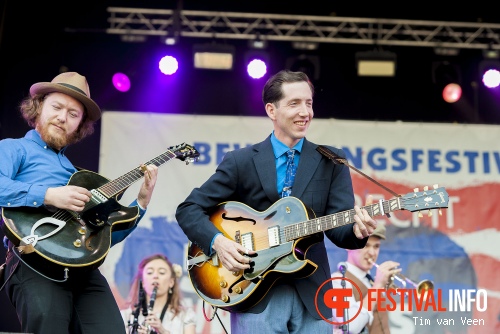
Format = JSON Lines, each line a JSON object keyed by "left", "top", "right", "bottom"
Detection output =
{"left": 270, "top": 131, "right": 304, "bottom": 158}
{"left": 344, "top": 261, "right": 373, "bottom": 282}
{"left": 26, "top": 129, "right": 68, "bottom": 154}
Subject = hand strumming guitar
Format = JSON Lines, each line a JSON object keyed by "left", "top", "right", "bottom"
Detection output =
{"left": 44, "top": 185, "right": 92, "bottom": 212}
{"left": 212, "top": 234, "right": 256, "bottom": 272}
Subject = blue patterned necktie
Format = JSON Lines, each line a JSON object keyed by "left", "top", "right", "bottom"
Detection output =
{"left": 281, "top": 149, "right": 297, "bottom": 198}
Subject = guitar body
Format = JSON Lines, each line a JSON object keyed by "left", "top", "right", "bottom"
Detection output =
{"left": 187, "top": 197, "right": 322, "bottom": 312}
{"left": 188, "top": 186, "right": 450, "bottom": 313}
{"left": 1, "top": 170, "right": 138, "bottom": 280}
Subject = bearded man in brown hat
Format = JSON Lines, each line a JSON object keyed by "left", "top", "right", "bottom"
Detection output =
{"left": 0, "top": 72, "right": 159, "bottom": 334}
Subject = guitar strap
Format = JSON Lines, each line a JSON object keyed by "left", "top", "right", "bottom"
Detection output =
{"left": 11, "top": 245, "right": 68, "bottom": 283}
{"left": 0, "top": 248, "right": 20, "bottom": 292}
{"left": 316, "top": 145, "right": 400, "bottom": 197}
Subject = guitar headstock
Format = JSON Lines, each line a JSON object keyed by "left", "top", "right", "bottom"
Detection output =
{"left": 400, "top": 185, "right": 449, "bottom": 216}
{"left": 169, "top": 143, "right": 200, "bottom": 164}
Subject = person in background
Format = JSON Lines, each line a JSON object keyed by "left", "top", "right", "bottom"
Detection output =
{"left": 331, "top": 223, "right": 401, "bottom": 334}
{"left": 0, "top": 72, "right": 159, "bottom": 334}
{"left": 175, "top": 69, "right": 377, "bottom": 334}
{"left": 121, "top": 253, "right": 196, "bottom": 334}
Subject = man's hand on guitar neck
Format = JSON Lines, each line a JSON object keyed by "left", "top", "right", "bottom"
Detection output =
{"left": 352, "top": 194, "right": 378, "bottom": 239}
{"left": 44, "top": 185, "right": 92, "bottom": 212}
{"left": 212, "top": 234, "right": 257, "bottom": 272}
{"left": 137, "top": 164, "right": 159, "bottom": 210}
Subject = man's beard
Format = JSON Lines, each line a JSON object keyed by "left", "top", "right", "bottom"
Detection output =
{"left": 39, "top": 122, "right": 79, "bottom": 149}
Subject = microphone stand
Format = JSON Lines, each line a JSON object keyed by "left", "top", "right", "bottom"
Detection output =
{"left": 339, "top": 264, "right": 349, "bottom": 334}
{"left": 129, "top": 279, "right": 145, "bottom": 334}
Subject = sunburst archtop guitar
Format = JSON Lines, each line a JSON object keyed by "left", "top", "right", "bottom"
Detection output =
{"left": 187, "top": 185, "right": 449, "bottom": 312}
{"left": 1, "top": 143, "right": 199, "bottom": 281}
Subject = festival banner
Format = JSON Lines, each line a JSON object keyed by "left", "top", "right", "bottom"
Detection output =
{"left": 99, "top": 112, "right": 500, "bottom": 334}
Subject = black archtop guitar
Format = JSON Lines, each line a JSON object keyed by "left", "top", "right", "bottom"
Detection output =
{"left": 1, "top": 143, "right": 199, "bottom": 281}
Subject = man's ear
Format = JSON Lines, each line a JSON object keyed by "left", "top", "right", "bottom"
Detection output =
{"left": 265, "top": 102, "right": 276, "bottom": 120}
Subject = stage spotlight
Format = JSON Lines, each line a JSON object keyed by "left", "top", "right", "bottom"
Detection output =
{"left": 442, "top": 83, "right": 462, "bottom": 103}
{"left": 479, "top": 59, "right": 500, "bottom": 88}
{"left": 247, "top": 59, "right": 267, "bottom": 79}
{"left": 193, "top": 43, "right": 235, "bottom": 70}
{"left": 112, "top": 72, "right": 131, "bottom": 92}
{"left": 245, "top": 49, "right": 269, "bottom": 79}
{"left": 482, "top": 69, "right": 500, "bottom": 88}
{"left": 432, "top": 61, "right": 462, "bottom": 103}
{"left": 248, "top": 36, "right": 267, "bottom": 50}
{"left": 159, "top": 55, "right": 179, "bottom": 75}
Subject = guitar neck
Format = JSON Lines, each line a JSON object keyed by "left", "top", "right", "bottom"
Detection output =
{"left": 283, "top": 197, "right": 402, "bottom": 241}
{"left": 97, "top": 150, "right": 177, "bottom": 198}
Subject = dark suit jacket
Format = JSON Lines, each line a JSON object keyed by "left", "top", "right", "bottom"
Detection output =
{"left": 176, "top": 136, "right": 367, "bottom": 319}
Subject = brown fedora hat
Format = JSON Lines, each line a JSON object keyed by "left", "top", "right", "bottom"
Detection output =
{"left": 371, "top": 223, "right": 386, "bottom": 240}
{"left": 30, "top": 72, "right": 101, "bottom": 121}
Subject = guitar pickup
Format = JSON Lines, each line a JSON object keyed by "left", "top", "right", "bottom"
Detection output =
{"left": 268, "top": 226, "right": 280, "bottom": 247}
{"left": 241, "top": 233, "right": 254, "bottom": 251}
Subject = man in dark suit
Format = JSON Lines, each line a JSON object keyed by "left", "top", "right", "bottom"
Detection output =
{"left": 175, "top": 70, "right": 377, "bottom": 334}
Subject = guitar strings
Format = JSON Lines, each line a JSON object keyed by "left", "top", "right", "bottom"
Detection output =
{"left": 228, "top": 197, "right": 426, "bottom": 249}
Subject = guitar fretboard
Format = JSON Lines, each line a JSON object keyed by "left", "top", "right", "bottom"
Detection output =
{"left": 98, "top": 150, "right": 177, "bottom": 198}
{"left": 283, "top": 198, "right": 402, "bottom": 241}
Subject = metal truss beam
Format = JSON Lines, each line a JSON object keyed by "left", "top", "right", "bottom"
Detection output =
{"left": 106, "top": 7, "right": 500, "bottom": 50}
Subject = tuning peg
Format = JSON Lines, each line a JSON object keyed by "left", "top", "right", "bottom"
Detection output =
{"left": 418, "top": 212, "right": 423, "bottom": 218}
{"left": 433, "top": 184, "right": 439, "bottom": 189}
{"left": 428, "top": 210, "right": 432, "bottom": 217}
{"left": 438, "top": 209, "right": 443, "bottom": 216}
{"left": 423, "top": 186, "right": 429, "bottom": 191}
{"left": 414, "top": 188, "right": 419, "bottom": 193}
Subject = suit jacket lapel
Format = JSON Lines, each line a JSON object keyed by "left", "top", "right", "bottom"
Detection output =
{"left": 253, "top": 137, "right": 281, "bottom": 203}
{"left": 291, "top": 139, "right": 320, "bottom": 199}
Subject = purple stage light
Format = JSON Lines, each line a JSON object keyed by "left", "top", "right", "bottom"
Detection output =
{"left": 159, "top": 55, "right": 179, "bottom": 75}
{"left": 247, "top": 59, "right": 267, "bottom": 79}
{"left": 482, "top": 69, "right": 500, "bottom": 88}
{"left": 112, "top": 72, "right": 131, "bottom": 92}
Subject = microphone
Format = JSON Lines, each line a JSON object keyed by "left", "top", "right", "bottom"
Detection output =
{"left": 338, "top": 264, "right": 347, "bottom": 275}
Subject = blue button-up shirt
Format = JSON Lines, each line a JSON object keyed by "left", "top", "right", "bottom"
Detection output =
{"left": 0, "top": 130, "right": 145, "bottom": 248}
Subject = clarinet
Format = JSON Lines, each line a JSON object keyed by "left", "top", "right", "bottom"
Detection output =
{"left": 146, "top": 284, "right": 159, "bottom": 334}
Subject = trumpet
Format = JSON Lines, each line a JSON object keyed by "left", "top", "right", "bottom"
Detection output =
{"left": 369, "top": 260, "right": 434, "bottom": 294}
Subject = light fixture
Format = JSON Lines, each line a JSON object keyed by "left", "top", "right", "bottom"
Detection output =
{"left": 292, "top": 42, "right": 319, "bottom": 50}
{"left": 479, "top": 48, "right": 500, "bottom": 88}
{"left": 193, "top": 43, "right": 235, "bottom": 70}
{"left": 161, "top": 36, "right": 178, "bottom": 46}
{"left": 245, "top": 49, "right": 270, "bottom": 79}
{"left": 355, "top": 50, "right": 397, "bottom": 77}
{"left": 120, "top": 35, "right": 147, "bottom": 43}
{"left": 286, "top": 54, "right": 320, "bottom": 80}
{"left": 432, "top": 61, "right": 463, "bottom": 103}
{"left": 248, "top": 35, "right": 267, "bottom": 49}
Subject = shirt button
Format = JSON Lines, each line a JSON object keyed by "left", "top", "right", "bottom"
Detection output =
{"left": 7, "top": 203, "right": 11, "bottom": 206}
{"left": 33, "top": 202, "right": 37, "bottom": 205}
